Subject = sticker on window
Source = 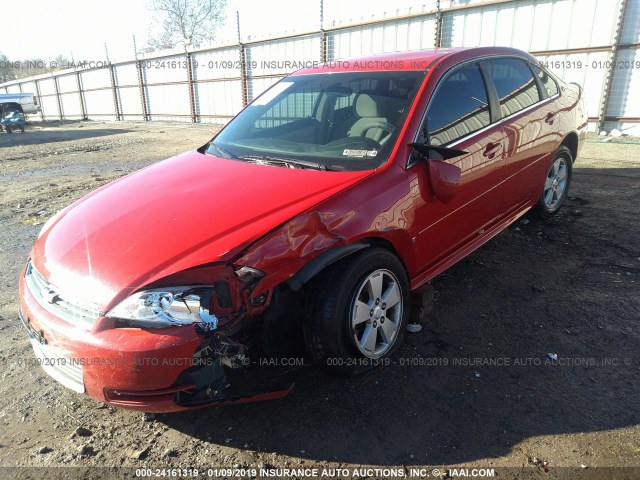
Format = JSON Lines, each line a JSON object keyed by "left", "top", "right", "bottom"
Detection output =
{"left": 343, "top": 149, "right": 378, "bottom": 157}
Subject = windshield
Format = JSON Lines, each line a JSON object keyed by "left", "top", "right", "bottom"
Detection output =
{"left": 208, "top": 71, "right": 425, "bottom": 171}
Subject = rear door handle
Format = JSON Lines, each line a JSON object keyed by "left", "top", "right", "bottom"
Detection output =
{"left": 545, "top": 112, "right": 557, "bottom": 124}
{"left": 483, "top": 142, "right": 502, "bottom": 159}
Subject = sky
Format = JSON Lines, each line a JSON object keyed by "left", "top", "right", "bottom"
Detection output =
{"left": 2, "top": 0, "right": 437, "bottom": 62}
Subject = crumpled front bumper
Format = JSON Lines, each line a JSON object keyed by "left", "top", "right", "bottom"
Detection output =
{"left": 18, "top": 270, "right": 292, "bottom": 412}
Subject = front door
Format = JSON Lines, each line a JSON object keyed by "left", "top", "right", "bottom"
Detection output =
{"left": 410, "top": 62, "right": 505, "bottom": 275}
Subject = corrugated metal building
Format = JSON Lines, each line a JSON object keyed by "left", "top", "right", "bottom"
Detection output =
{"left": 1, "top": 0, "right": 638, "bottom": 134}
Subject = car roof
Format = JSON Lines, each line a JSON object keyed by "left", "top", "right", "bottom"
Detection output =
{"left": 292, "top": 46, "right": 536, "bottom": 75}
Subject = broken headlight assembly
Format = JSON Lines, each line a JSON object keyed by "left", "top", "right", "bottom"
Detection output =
{"left": 234, "top": 266, "right": 264, "bottom": 285}
{"left": 106, "top": 287, "right": 218, "bottom": 329}
{"left": 234, "top": 266, "right": 267, "bottom": 306}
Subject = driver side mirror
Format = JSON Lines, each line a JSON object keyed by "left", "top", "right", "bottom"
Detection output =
{"left": 410, "top": 143, "right": 465, "bottom": 204}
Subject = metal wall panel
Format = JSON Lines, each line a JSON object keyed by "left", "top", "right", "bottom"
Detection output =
{"left": 247, "top": 36, "right": 321, "bottom": 77}
{"left": 56, "top": 73, "right": 77, "bottom": 94}
{"left": 620, "top": 0, "right": 640, "bottom": 44}
{"left": 37, "top": 78, "right": 57, "bottom": 96}
{"left": 146, "top": 83, "right": 191, "bottom": 118}
{"left": 604, "top": 0, "right": 640, "bottom": 134}
{"left": 438, "top": 0, "right": 636, "bottom": 132}
{"left": 536, "top": 51, "right": 610, "bottom": 122}
{"left": 328, "top": 15, "right": 437, "bottom": 59}
{"left": 40, "top": 96, "right": 60, "bottom": 118}
{"left": 83, "top": 89, "right": 117, "bottom": 120}
{"left": 193, "top": 47, "right": 242, "bottom": 80}
{"left": 19, "top": 81, "right": 37, "bottom": 95}
{"left": 80, "top": 68, "right": 111, "bottom": 91}
{"left": 114, "top": 62, "right": 140, "bottom": 87}
{"left": 143, "top": 55, "right": 188, "bottom": 84}
{"left": 564, "top": 0, "right": 598, "bottom": 48}
{"left": 589, "top": 0, "right": 622, "bottom": 46}
{"left": 446, "top": 0, "right": 509, "bottom": 5}
{"left": 117, "top": 86, "right": 144, "bottom": 119}
{"left": 193, "top": 79, "right": 244, "bottom": 122}
{"left": 59, "top": 92, "right": 83, "bottom": 118}
{"left": 0, "top": 0, "right": 637, "bottom": 132}
{"left": 442, "top": 0, "right": 620, "bottom": 50}
{"left": 605, "top": 48, "right": 640, "bottom": 122}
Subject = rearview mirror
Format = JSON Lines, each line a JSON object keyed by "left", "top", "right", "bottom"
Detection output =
{"left": 325, "top": 86, "right": 353, "bottom": 96}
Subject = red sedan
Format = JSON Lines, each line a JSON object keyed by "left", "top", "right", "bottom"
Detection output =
{"left": 18, "top": 46, "right": 587, "bottom": 411}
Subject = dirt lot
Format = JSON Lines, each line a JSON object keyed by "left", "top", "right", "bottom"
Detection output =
{"left": 0, "top": 121, "right": 638, "bottom": 479}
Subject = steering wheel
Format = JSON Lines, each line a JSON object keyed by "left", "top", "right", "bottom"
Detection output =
{"left": 360, "top": 122, "right": 396, "bottom": 146}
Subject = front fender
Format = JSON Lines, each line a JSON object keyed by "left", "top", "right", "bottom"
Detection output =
{"left": 233, "top": 162, "right": 419, "bottom": 302}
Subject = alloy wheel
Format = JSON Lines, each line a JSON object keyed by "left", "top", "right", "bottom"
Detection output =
{"left": 350, "top": 269, "right": 403, "bottom": 358}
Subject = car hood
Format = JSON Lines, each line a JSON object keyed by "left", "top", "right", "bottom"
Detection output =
{"left": 32, "top": 151, "right": 371, "bottom": 309}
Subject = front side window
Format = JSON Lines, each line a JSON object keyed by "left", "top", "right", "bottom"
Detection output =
{"left": 484, "top": 58, "right": 540, "bottom": 117}
{"left": 209, "top": 71, "right": 424, "bottom": 171}
{"left": 425, "top": 62, "right": 491, "bottom": 145}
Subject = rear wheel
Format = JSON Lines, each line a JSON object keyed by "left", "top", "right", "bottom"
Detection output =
{"left": 535, "top": 145, "right": 572, "bottom": 218}
{"left": 304, "top": 247, "right": 410, "bottom": 376}
{"left": 19, "top": 125, "right": 24, "bottom": 133}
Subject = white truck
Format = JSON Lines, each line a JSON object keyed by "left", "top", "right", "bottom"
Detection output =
{"left": 0, "top": 93, "right": 40, "bottom": 115}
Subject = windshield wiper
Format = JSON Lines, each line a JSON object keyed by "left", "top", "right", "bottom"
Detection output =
{"left": 206, "top": 142, "right": 235, "bottom": 159}
{"left": 239, "top": 155, "right": 328, "bottom": 171}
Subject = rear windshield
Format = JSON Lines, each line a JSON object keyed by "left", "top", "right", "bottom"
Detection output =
{"left": 209, "top": 71, "right": 425, "bottom": 171}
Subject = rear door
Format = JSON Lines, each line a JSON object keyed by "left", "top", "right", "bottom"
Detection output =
{"left": 482, "top": 58, "right": 559, "bottom": 213}
{"left": 411, "top": 61, "right": 506, "bottom": 273}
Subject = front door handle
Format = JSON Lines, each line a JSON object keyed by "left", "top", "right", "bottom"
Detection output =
{"left": 483, "top": 142, "right": 502, "bottom": 159}
{"left": 545, "top": 112, "right": 557, "bottom": 125}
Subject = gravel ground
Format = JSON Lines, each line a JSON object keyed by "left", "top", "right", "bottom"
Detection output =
{"left": 0, "top": 121, "right": 638, "bottom": 480}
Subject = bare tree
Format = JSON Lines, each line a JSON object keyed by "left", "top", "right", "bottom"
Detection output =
{"left": 146, "top": 0, "right": 227, "bottom": 52}
{"left": 0, "top": 52, "right": 14, "bottom": 83}
{"left": 0, "top": 53, "right": 73, "bottom": 82}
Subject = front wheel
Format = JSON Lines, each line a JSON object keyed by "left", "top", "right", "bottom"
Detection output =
{"left": 534, "top": 145, "right": 573, "bottom": 218}
{"left": 304, "top": 247, "right": 410, "bottom": 376}
{"left": 5, "top": 126, "right": 12, "bottom": 134}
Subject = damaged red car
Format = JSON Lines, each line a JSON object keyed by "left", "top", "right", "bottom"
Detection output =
{"left": 18, "top": 47, "right": 587, "bottom": 411}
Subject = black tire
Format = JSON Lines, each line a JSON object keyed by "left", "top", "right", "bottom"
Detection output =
{"left": 19, "top": 125, "right": 24, "bottom": 133}
{"left": 6, "top": 126, "right": 12, "bottom": 134}
{"left": 304, "top": 247, "right": 410, "bottom": 376}
{"left": 534, "top": 145, "right": 573, "bottom": 219}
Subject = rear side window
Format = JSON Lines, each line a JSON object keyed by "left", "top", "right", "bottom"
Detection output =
{"left": 484, "top": 58, "right": 540, "bottom": 117}
{"left": 531, "top": 65, "right": 559, "bottom": 98}
{"left": 426, "top": 63, "right": 491, "bottom": 145}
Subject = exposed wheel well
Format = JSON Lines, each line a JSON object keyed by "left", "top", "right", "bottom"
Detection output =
{"left": 264, "top": 238, "right": 411, "bottom": 356}
{"left": 285, "top": 236, "right": 410, "bottom": 292}
{"left": 325, "top": 236, "right": 410, "bottom": 281}
{"left": 560, "top": 132, "right": 579, "bottom": 162}
{"left": 360, "top": 237, "right": 405, "bottom": 267}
